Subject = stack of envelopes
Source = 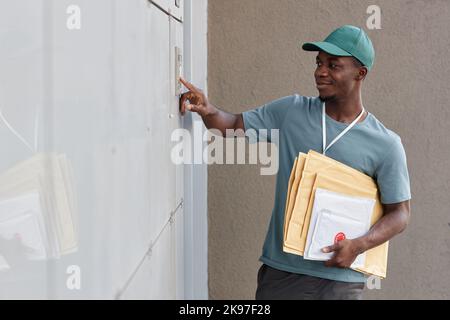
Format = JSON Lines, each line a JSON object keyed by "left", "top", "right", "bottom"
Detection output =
{"left": 283, "top": 150, "right": 388, "bottom": 278}
{"left": 0, "top": 153, "right": 78, "bottom": 270}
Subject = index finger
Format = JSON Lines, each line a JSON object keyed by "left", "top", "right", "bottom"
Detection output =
{"left": 322, "top": 243, "right": 339, "bottom": 253}
{"left": 179, "top": 77, "right": 199, "bottom": 92}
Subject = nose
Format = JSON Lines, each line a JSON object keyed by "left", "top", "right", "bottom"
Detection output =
{"left": 315, "top": 65, "right": 329, "bottom": 78}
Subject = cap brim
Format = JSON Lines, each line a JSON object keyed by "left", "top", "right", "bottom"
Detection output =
{"left": 302, "top": 41, "right": 352, "bottom": 57}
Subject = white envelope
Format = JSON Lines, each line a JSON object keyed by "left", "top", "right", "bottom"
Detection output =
{"left": 0, "top": 174, "right": 61, "bottom": 258}
{"left": 304, "top": 188, "right": 375, "bottom": 269}
{"left": 0, "top": 193, "right": 48, "bottom": 269}
{"left": 0, "top": 153, "right": 78, "bottom": 257}
{"left": 307, "top": 211, "right": 367, "bottom": 268}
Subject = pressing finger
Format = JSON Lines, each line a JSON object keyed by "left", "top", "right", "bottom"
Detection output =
{"left": 179, "top": 77, "right": 199, "bottom": 93}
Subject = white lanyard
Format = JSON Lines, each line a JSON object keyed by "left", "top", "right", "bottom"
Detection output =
{"left": 322, "top": 103, "right": 365, "bottom": 155}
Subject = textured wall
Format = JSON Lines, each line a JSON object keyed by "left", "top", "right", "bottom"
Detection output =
{"left": 208, "top": 0, "right": 450, "bottom": 299}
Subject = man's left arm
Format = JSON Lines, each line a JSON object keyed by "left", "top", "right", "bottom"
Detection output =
{"left": 323, "top": 200, "right": 411, "bottom": 268}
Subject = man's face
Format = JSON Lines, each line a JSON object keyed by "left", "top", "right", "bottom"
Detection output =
{"left": 315, "top": 51, "right": 364, "bottom": 101}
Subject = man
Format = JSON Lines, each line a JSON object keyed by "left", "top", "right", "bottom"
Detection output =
{"left": 179, "top": 25, "right": 411, "bottom": 300}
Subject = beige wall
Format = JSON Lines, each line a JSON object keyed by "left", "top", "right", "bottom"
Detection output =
{"left": 207, "top": 0, "right": 450, "bottom": 299}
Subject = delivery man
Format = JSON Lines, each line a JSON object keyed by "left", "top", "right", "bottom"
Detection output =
{"left": 179, "top": 25, "right": 411, "bottom": 300}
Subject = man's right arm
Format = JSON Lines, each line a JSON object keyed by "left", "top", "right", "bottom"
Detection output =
{"left": 179, "top": 77, "right": 244, "bottom": 137}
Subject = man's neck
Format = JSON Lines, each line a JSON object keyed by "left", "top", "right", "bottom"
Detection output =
{"left": 325, "top": 96, "right": 366, "bottom": 124}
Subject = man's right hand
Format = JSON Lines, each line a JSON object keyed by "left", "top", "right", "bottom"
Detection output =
{"left": 179, "top": 77, "right": 215, "bottom": 117}
{"left": 178, "top": 77, "right": 244, "bottom": 135}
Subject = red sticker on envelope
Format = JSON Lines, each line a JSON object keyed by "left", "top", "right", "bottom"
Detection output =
{"left": 334, "top": 232, "right": 346, "bottom": 243}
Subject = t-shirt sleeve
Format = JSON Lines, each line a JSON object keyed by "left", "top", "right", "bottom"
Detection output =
{"left": 375, "top": 137, "right": 412, "bottom": 204}
{"left": 242, "top": 95, "right": 296, "bottom": 143}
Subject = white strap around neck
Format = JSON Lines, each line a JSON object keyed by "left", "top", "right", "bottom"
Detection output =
{"left": 322, "top": 102, "right": 365, "bottom": 155}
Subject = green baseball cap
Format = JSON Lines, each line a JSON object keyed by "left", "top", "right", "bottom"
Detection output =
{"left": 302, "top": 25, "right": 375, "bottom": 70}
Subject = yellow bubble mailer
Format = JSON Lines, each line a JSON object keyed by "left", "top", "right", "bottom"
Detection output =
{"left": 283, "top": 150, "right": 388, "bottom": 278}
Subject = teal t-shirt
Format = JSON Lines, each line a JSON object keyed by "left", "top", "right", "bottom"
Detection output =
{"left": 243, "top": 94, "right": 411, "bottom": 283}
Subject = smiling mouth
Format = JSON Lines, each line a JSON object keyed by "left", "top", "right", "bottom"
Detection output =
{"left": 316, "top": 83, "right": 333, "bottom": 88}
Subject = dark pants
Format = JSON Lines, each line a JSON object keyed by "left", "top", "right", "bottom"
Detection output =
{"left": 255, "top": 264, "right": 365, "bottom": 300}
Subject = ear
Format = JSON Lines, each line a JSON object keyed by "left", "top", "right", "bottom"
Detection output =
{"left": 356, "top": 67, "right": 368, "bottom": 81}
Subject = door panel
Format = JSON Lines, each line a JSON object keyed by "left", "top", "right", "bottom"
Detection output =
{"left": 0, "top": 0, "right": 189, "bottom": 299}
